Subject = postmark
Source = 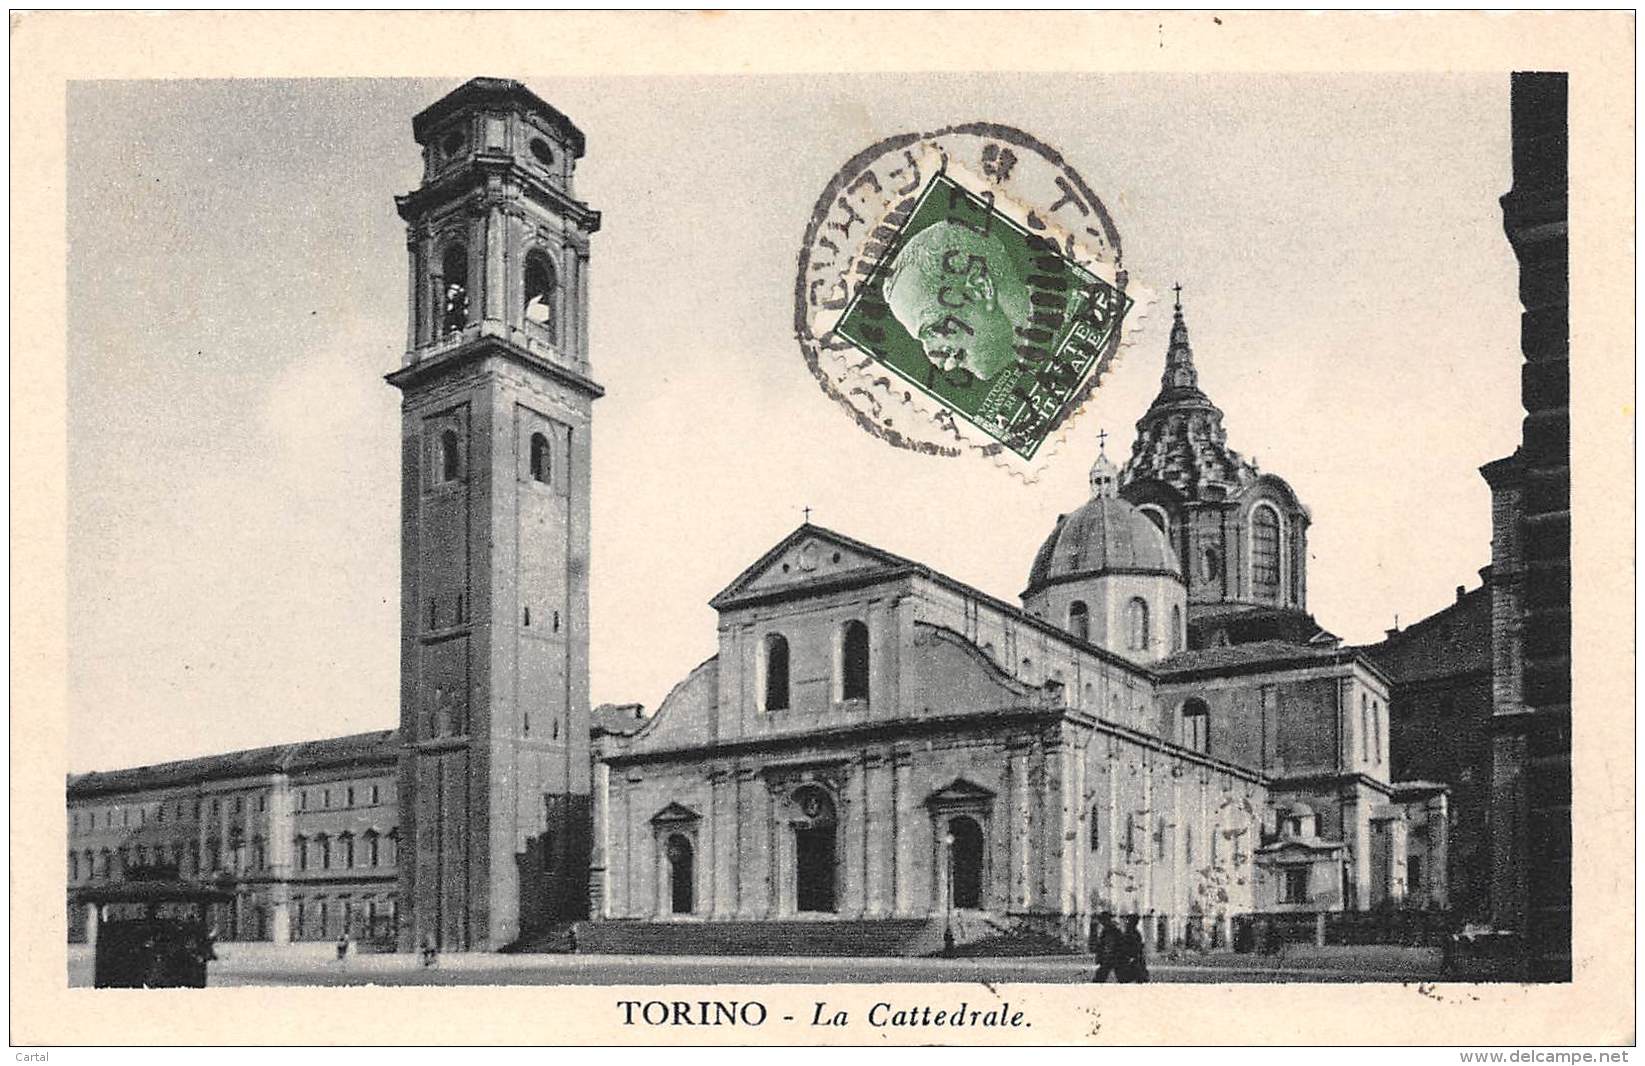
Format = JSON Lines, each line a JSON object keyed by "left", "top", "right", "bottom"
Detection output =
{"left": 795, "top": 124, "right": 1149, "bottom": 472}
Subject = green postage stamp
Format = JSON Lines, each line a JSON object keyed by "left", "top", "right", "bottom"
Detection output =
{"left": 833, "top": 172, "right": 1129, "bottom": 461}
{"left": 796, "top": 125, "right": 1141, "bottom": 472}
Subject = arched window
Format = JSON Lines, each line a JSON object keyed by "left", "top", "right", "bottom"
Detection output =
{"left": 840, "top": 620, "right": 870, "bottom": 701}
{"left": 295, "top": 835, "right": 309, "bottom": 872}
{"left": 364, "top": 830, "right": 380, "bottom": 868}
{"left": 763, "top": 633, "right": 790, "bottom": 711}
{"left": 317, "top": 835, "right": 332, "bottom": 871}
{"left": 99, "top": 848, "right": 112, "bottom": 879}
{"left": 440, "top": 244, "right": 469, "bottom": 335}
{"left": 1068, "top": 600, "right": 1090, "bottom": 642}
{"left": 69, "top": 852, "right": 79, "bottom": 881}
{"left": 1126, "top": 597, "right": 1150, "bottom": 652}
{"left": 1138, "top": 505, "right": 1167, "bottom": 534}
{"left": 1170, "top": 604, "right": 1184, "bottom": 652}
{"left": 523, "top": 250, "right": 557, "bottom": 341}
{"left": 340, "top": 832, "right": 355, "bottom": 869}
{"left": 1182, "top": 697, "right": 1211, "bottom": 754}
{"left": 1251, "top": 505, "right": 1282, "bottom": 602}
{"left": 529, "top": 432, "right": 551, "bottom": 484}
{"left": 252, "top": 835, "right": 266, "bottom": 871}
{"left": 1202, "top": 547, "right": 1221, "bottom": 585}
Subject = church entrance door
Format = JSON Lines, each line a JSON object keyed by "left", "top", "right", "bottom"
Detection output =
{"left": 949, "top": 816, "right": 984, "bottom": 909}
{"left": 666, "top": 834, "right": 694, "bottom": 915}
{"left": 796, "top": 826, "right": 837, "bottom": 913}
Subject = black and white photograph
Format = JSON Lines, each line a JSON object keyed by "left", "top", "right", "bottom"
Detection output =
{"left": 11, "top": 9, "right": 1633, "bottom": 1050}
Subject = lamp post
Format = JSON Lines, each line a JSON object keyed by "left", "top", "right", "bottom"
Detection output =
{"left": 943, "top": 829, "right": 956, "bottom": 957}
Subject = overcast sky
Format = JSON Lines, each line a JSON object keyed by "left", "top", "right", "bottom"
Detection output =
{"left": 66, "top": 74, "right": 1521, "bottom": 772}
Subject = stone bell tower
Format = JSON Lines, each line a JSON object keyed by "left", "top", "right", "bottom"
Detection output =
{"left": 386, "top": 78, "right": 600, "bottom": 951}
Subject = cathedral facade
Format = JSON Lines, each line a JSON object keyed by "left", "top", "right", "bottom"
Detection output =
{"left": 68, "top": 79, "right": 1449, "bottom": 955}
{"left": 589, "top": 297, "right": 1449, "bottom": 949}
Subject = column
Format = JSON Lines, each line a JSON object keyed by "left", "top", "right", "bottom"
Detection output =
{"left": 845, "top": 762, "right": 868, "bottom": 916}
{"left": 589, "top": 761, "right": 610, "bottom": 918}
{"left": 269, "top": 882, "right": 291, "bottom": 944}
{"left": 405, "top": 239, "right": 420, "bottom": 351}
{"left": 1072, "top": 740, "right": 1089, "bottom": 921}
{"left": 1141, "top": 754, "right": 1154, "bottom": 919}
{"left": 863, "top": 754, "right": 890, "bottom": 916}
{"left": 708, "top": 770, "right": 731, "bottom": 917}
{"left": 484, "top": 207, "right": 506, "bottom": 323}
{"left": 1008, "top": 740, "right": 1031, "bottom": 910}
{"left": 892, "top": 751, "right": 914, "bottom": 915}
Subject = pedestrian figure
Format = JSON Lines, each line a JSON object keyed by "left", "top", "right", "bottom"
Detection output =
{"left": 1117, "top": 914, "right": 1150, "bottom": 983}
{"left": 1090, "top": 911, "right": 1122, "bottom": 982}
{"left": 420, "top": 936, "right": 437, "bottom": 968}
{"left": 335, "top": 932, "right": 349, "bottom": 963}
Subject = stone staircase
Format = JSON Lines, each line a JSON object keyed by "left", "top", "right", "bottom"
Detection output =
{"left": 557, "top": 918, "right": 933, "bottom": 957}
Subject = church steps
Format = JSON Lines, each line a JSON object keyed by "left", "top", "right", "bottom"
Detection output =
{"left": 553, "top": 918, "right": 933, "bottom": 957}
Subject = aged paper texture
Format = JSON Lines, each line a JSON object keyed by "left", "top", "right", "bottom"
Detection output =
{"left": 11, "top": 9, "right": 1635, "bottom": 1047}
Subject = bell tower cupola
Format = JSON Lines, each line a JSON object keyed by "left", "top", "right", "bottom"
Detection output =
{"left": 397, "top": 77, "right": 598, "bottom": 372}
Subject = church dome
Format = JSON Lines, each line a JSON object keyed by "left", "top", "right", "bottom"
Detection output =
{"left": 1025, "top": 495, "right": 1181, "bottom": 595}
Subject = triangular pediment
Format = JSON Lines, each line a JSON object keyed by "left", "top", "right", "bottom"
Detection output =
{"left": 650, "top": 802, "right": 700, "bottom": 825}
{"left": 924, "top": 777, "right": 998, "bottom": 808}
{"left": 709, "top": 525, "right": 920, "bottom": 611}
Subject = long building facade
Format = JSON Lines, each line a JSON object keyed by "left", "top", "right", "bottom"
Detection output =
{"left": 70, "top": 78, "right": 1456, "bottom": 954}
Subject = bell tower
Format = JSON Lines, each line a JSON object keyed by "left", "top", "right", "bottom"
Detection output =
{"left": 386, "top": 78, "right": 601, "bottom": 951}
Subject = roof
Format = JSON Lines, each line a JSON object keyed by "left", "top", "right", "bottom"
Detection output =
{"left": 1154, "top": 640, "right": 1387, "bottom": 684}
{"left": 67, "top": 730, "right": 400, "bottom": 799}
{"left": 1023, "top": 496, "right": 1181, "bottom": 596}
{"left": 411, "top": 77, "right": 586, "bottom": 157}
{"left": 592, "top": 702, "right": 649, "bottom": 737}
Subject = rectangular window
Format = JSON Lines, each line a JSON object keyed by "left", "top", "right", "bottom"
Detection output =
{"left": 156, "top": 805, "right": 165, "bottom": 825}
{"left": 347, "top": 787, "right": 355, "bottom": 808}
{"left": 1283, "top": 867, "right": 1310, "bottom": 904}
{"left": 300, "top": 791, "right": 308, "bottom": 811}
{"left": 371, "top": 785, "right": 381, "bottom": 806}
{"left": 323, "top": 789, "right": 331, "bottom": 809}
{"left": 234, "top": 797, "right": 243, "bottom": 815}
{"left": 1408, "top": 855, "right": 1423, "bottom": 892}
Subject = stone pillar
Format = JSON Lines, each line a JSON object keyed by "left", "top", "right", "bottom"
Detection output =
{"left": 710, "top": 769, "right": 733, "bottom": 918}
{"left": 269, "top": 883, "right": 292, "bottom": 944}
{"left": 863, "top": 754, "right": 890, "bottom": 916}
{"left": 84, "top": 904, "right": 100, "bottom": 950}
{"left": 845, "top": 763, "right": 867, "bottom": 917}
{"left": 1072, "top": 739, "right": 1089, "bottom": 920}
{"left": 405, "top": 239, "right": 420, "bottom": 352}
{"left": 892, "top": 751, "right": 915, "bottom": 915}
{"left": 1042, "top": 738, "right": 1072, "bottom": 916}
{"left": 735, "top": 769, "right": 766, "bottom": 918}
{"left": 1008, "top": 740, "right": 1032, "bottom": 910}
{"left": 1141, "top": 754, "right": 1154, "bottom": 920}
{"left": 484, "top": 206, "right": 506, "bottom": 323}
{"left": 589, "top": 760, "right": 610, "bottom": 918}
